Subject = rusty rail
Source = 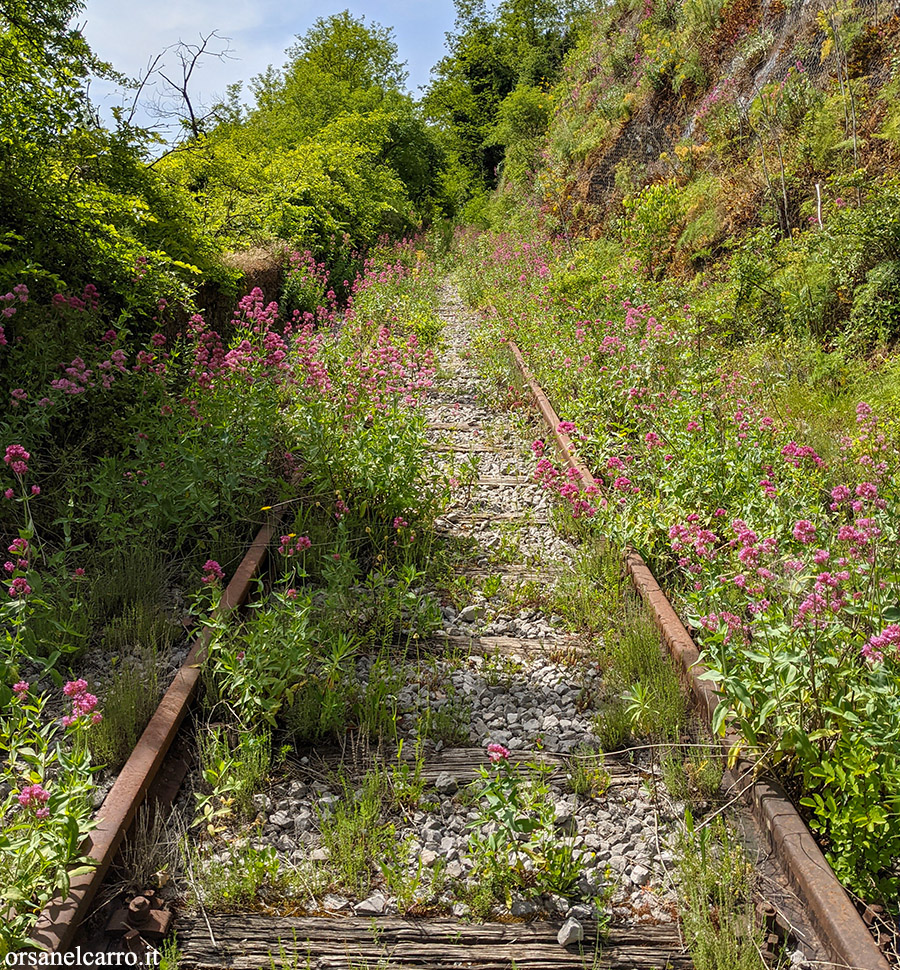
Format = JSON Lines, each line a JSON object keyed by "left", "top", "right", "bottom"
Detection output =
{"left": 507, "top": 338, "right": 891, "bottom": 970}
{"left": 30, "top": 519, "right": 277, "bottom": 953}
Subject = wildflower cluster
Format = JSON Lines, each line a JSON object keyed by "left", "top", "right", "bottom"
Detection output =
{"left": 61, "top": 679, "right": 102, "bottom": 728}
{"left": 278, "top": 534, "right": 312, "bottom": 556}
{"left": 534, "top": 457, "right": 600, "bottom": 519}
{"left": 2, "top": 676, "right": 99, "bottom": 950}
{"left": 17, "top": 783, "right": 50, "bottom": 819}
{"left": 201, "top": 559, "right": 225, "bottom": 585}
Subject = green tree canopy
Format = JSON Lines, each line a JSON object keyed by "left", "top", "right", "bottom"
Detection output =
{"left": 160, "top": 11, "right": 447, "bottom": 255}
{"left": 424, "top": 0, "right": 587, "bottom": 193}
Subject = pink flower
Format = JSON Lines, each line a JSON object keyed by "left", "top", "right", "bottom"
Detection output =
{"left": 9, "top": 577, "right": 31, "bottom": 597}
{"left": 30, "top": 485, "right": 40, "bottom": 496}
{"left": 201, "top": 559, "right": 224, "bottom": 584}
{"left": 3, "top": 489, "right": 12, "bottom": 500}
{"left": 855, "top": 482, "right": 878, "bottom": 500}
{"left": 72, "top": 691, "right": 98, "bottom": 716}
{"left": 13, "top": 680, "right": 29, "bottom": 695}
{"left": 17, "top": 783, "right": 50, "bottom": 810}
{"left": 73, "top": 567, "right": 85, "bottom": 577}
{"left": 4, "top": 444, "right": 30, "bottom": 475}
{"left": 866, "top": 625, "right": 900, "bottom": 659}
{"left": 487, "top": 742, "right": 510, "bottom": 762}
{"left": 62, "top": 679, "right": 101, "bottom": 725}
{"left": 861, "top": 641, "right": 883, "bottom": 663}
{"left": 285, "top": 588, "right": 297, "bottom": 600}
{"left": 792, "top": 520, "right": 816, "bottom": 545}
{"left": 700, "top": 613, "right": 719, "bottom": 631}
{"left": 278, "top": 534, "right": 312, "bottom": 556}
{"left": 557, "top": 420, "right": 577, "bottom": 435}
{"left": 393, "top": 516, "right": 408, "bottom": 529}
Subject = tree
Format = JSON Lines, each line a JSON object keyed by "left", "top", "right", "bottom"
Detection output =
{"left": 158, "top": 10, "right": 447, "bottom": 256}
{"left": 423, "top": 0, "right": 587, "bottom": 193}
{"left": 0, "top": 0, "right": 225, "bottom": 311}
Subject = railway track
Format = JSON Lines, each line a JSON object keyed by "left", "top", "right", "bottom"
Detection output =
{"left": 27, "top": 288, "right": 894, "bottom": 970}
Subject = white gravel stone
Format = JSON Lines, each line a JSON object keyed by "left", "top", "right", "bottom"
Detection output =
{"left": 355, "top": 894, "right": 387, "bottom": 915}
{"left": 557, "top": 918, "right": 584, "bottom": 947}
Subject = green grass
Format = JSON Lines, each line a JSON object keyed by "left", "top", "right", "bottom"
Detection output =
{"left": 661, "top": 740, "right": 724, "bottom": 805}
{"left": 184, "top": 839, "right": 295, "bottom": 911}
{"left": 318, "top": 769, "right": 396, "bottom": 896}
{"left": 89, "top": 658, "right": 161, "bottom": 771}
{"left": 676, "top": 818, "right": 767, "bottom": 970}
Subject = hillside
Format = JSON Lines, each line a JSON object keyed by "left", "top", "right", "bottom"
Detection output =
{"left": 515, "top": 0, "right": 900, "bottom": 348}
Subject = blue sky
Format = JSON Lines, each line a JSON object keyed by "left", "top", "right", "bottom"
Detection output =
{"left": 82, "top": 1, "right": 457, "bottom": 130}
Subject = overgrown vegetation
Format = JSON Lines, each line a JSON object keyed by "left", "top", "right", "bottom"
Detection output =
{"left": 5, "top": 0, "right": 900, "bottom": 947}
{"left": 451, "top": 1, "right": 900, "bottom": 899}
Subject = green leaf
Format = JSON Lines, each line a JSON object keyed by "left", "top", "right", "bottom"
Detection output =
{"left": 711, "top": 701, "right": 729, "bottom": 736}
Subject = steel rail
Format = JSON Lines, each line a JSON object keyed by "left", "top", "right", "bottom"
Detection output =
{"left": 30, "top": 518, "right": 277, "bottom": 953}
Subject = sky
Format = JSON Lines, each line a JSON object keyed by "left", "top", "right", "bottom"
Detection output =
{"left": 82, "top": 0, "right": 458, "bottom": 132}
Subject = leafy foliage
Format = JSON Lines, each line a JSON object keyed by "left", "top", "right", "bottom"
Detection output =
{"left": 424, "top": 0, "right": 587, "bottom": 194}
{"left": 159, "top": 13, "right": 448, "bottom": 255}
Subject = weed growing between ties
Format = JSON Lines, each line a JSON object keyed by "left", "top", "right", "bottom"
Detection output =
{"left": 318, "top": 770, "right": 396, "bottom": 897}
{"left": 549, "top": 538, "right": 686, "bottom": 752}
{"left": 676, "top": 815, "right": 768, "bottom": 970}
{"left": 465, "top": 744, "right": 583, "bottom": 918}
{"left": 566, "top": 746, "right": 610, "bottom": 799}
{"left": 183, "top": 839, "right": 297, "bottom": 911}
